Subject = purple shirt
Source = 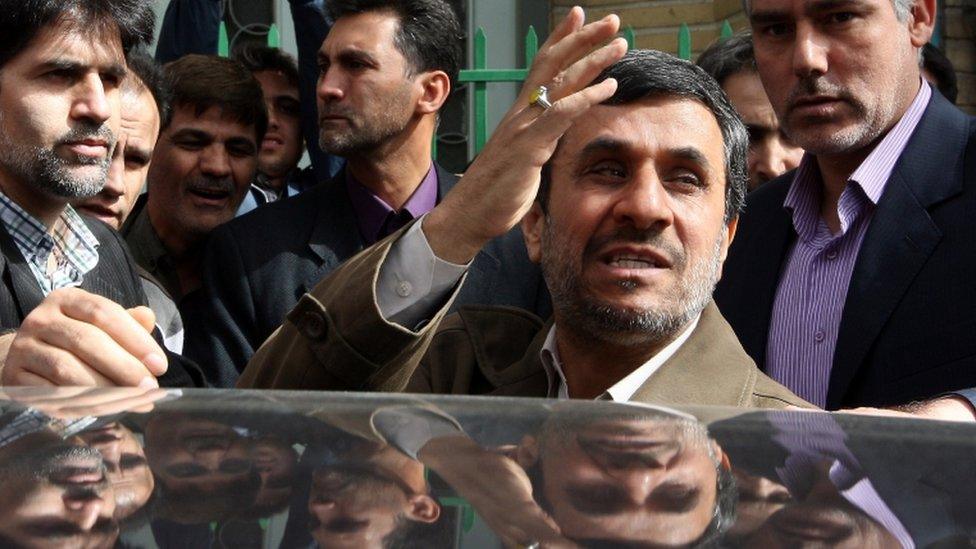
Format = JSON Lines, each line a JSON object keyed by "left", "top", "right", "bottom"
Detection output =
{"left": 345, "top": 164, "right": 439, "bottom": 245}
{"left": 766, "top": 82, "right": 932, "bottom": 407}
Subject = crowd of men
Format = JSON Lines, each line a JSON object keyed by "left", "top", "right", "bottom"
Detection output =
{"left": 0, "top": 0, "right": 973, "bottom": 422}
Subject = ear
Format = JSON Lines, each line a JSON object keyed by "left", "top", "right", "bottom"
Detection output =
{"left": 907, "top": 0, "right": 936, "bottom": 48}
{"left": 712, "top": 441, "right": 731, "bottom": 472}
{"left": 719, "top": 216, "right": 738, "bottom": 264}
{"left": 415, "top": 70, "right": 451, "bottom": 115}
{"left": 516, "top": 434, "right": 540, "bottom": 469}
{"left": 406, "top": 494, "right": 441, "bottom": 523}
{"left": 520, "top": 202, "right": 546, "bottom": 264}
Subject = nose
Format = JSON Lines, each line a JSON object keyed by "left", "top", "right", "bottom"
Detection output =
{"left": 199, "top": 145, "right": 232, "bottom": 179}
{"left": 750, "top": 137, "right": 803, "bottom": 188}
{"left": 101, "top": 135, "right": 128, "bottom": 199}
{"left": 316, "top": 66, "right": 345, "bottom": 105}
{"left": 610, "top": 467, "right": 665, "bottom": 505}
{"left": 64, "top": 488, "right": 113, "bottom": 530}
{"left": 70, "top": 73, "right": 114, "bottom": 126}
{"left": 611, "top": 169, "right": 674, "bottom": 231}
{"left": 192, "top": 447, "right": 229, "bottom": 470}
{"left": 266, "top": 99, "right": 281, "bottom": 131}
{"left": 792, "top": 24, "right": 829, "bottom": 78}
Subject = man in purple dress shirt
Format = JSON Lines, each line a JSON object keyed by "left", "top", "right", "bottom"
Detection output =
{"left": 184, "top": 0, "right": 549, "bottom": 386}
{"left": 715, "top": 0, "right": 976, "bottom": 420}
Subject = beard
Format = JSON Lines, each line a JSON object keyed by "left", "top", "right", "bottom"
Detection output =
{"left": 0, "top": 115, "right": 114, "bottom": 200}
{"left": 540, "top": 217, "right": 724, "bottom": 347}
{"left": 781, "top": 75, "right": 893, "bottom": 156}
{"left": 318, "top": 83, "right": 415, "bottom": 155}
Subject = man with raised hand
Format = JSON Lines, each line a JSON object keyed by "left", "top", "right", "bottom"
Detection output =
{"left": 240, "top": 9, "right": 809, "bottom": 410}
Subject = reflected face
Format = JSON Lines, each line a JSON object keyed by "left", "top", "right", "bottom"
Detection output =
{"left": 527, "top": 99, "right": 734, "bottom": 345}
{"left": 74, "top": 85, "right": 160, "bottom": 228}
{"left": 315, "top": 11, "right": 419, "bottom": 155}
{"left": 531, "top": 415, "right": 720, "bottom": 545}
{"left": 78, "top": 423, "right": 153, "bottom": 521}
{"left": 728, "top": 468, "right": 792, "bottom": 541}
{"left": 0, "top": 24, "right": 124, "bottom": 202}
{"left": 146, "top": 415, "right": 252, "bottom": 491}
{"left": 747, "top": 499, "right": 900, "bottom": 548}
{"left": 146, "top": 105, "right": 256, "bottom": 247}
{"left": 254, "top": 70, "right": 303, "bottom": 186}
{"left": 0, "top": 441, "right": 119, "bottom": 547}
{"left": 723, "top": 70, "right": 804, "bottom": 189}
{"left": 308, "top": 466, "right": 411, "bottom": 549}
{"left": 250, "top": 436, "right": 298, "bottom": 512}
{"left": 750, "top": 0, "right": 924, "bottom": 156}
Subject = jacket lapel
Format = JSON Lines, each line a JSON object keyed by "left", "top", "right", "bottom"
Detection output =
{"left": 828, "top": 93, "right": 967, "bottom": 407}
{"left": 302, "top": 174, "right": 366, "bottom": 295}
{"left": 0, "top": 224, "right": 44, "bottom": 321}
{"left": 483, "top": 317, "right": 551, "bottom": 397}
{"left": 630, "top": 302, "right": 759, "bottom": 406}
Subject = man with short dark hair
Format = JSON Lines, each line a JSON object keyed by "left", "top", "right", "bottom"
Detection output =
{"left": 122, "top": 54, "right": 266, "bottom": 302}
{"left": 186, "top": 0, "right": 550, "bottom": 386}
{"left": 0, "top": 1, "right": 203, "bottom": 388}
{"left": 697, "top": 32, "right": 804, "bottom": 190}
{"left": 921, "top": 42, "right": 958, "bottom": 104}
{"left": 239, "top": 11, "right": 809, "bottom": 410}
{"left": 232, "top": 45, "right": 314, "bottom": 216}
{"left": 715, "top": 0, "right": 976, "bottom": 419}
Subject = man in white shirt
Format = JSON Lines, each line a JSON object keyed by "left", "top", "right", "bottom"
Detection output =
{"left": 239, "top": 10, "right": 809, "bottom": 409}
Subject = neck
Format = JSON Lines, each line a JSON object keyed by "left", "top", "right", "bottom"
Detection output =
{"left": 147, "top": 206, "right": 204, "bottom": 297}
{"left": 553, "top": 317, "right": 690, "bottom": 399}
{"left": 814, "top": 151, "right": 869, "bottom": 234}
{"left": 0, "top": 172, "right": 66, "bottom": 230}
{"left": 345, "top": 120, "right": 434, "bottom": 210}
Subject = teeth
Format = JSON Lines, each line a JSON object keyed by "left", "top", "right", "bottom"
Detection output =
{"left": 610, "top": 257, "right": 657, "bottom": 269}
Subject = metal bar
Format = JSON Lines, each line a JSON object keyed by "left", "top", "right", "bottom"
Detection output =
{"left": 525, "top": 25, "right": 538, "bottom": 68}
{"left": 624, "top": 26, "right": 636, "bottom": 50}
{"left": 267, "top": 22, "right": 280, "bottom": 48}
{"left": 720, "top": 19, "right": 733, "bottom": 39}
{"left": 218, "top": 21, "right": 229, "bottom": 57}
{"left": 678, "top": 23, "right": 692, "bottom": 60}
{"left": 473, "top": 27, "right": 488, "bottom": 154}
{"left": 459, "top": 69, "right": 529, "bottom": 82}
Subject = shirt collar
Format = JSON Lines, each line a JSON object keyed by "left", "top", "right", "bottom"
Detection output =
{"left": 0, "top": 192, "right": 99, "bottom": 277}
{"left": 539, "top": 314, "right": 702, "bottom": 402}
{"left": 784, "top": 80, "right": 931, "bottom": 239}
{"left": 345, "top": 164, "right": 439, "bottom": 244}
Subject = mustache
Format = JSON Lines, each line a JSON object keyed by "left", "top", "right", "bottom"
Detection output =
{"left": 583, "top": 226, "right": 686, "bottom": 268}
{"left": 55, "top": 124, "right": 116, "bottom": 149}
{"left": 184, "top": 175, "right": 236, "bottom": 194}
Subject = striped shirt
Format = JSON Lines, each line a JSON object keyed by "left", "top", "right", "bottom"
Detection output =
{"left": 766, "top": 81, "right": 931, "bottom": 407}
{"left": 0, "top": 192, "right": 100, "bottom": 295}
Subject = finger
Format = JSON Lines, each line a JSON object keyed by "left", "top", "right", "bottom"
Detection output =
{"left": 547, "top": 37, "right": 628, "bottom": 101}
{"left": 12, "top": 337, "right": 114, "bottom": 386}
{"left": 33, "top": 316, "right": 160, "bottom": 387}
{"left": 51, "top": 388, "right": 170, "bottom": 417}
{"left": 523, "top": 77, "right": 619, "bottom": 147}
{"left": 9, "top": 386, "right": 90, "bottom": 403}
{"left": 9, "top": 369, "right": 57, "bottom": 388}
{"left": 59, "top": 294, "right": 167, "bottom": 377}
{"left": 540, "top": 6, "right": 585, "bottom": 52}
{"left": 523, "top": 14, "right": 620, "bottom": 94}
{"left": 127, "top": 306, "right": 156, "bottom": 333}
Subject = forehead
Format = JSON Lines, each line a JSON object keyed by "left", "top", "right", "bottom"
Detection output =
{"left": 556, "top": 98, "right": 726, "bottom": 168}
{"left": 122, "top": 89, "right": 160, "bottom": 141}
{"left": 253, "top": 70, "right": 298, "bottom": 98}
{"left": 4, "top": 22, "right": 123, "bottom": 75}
{"left": 165, "top": 104, "right": 256, "bottom": 141}
{"left": 750, "top": 0, "right": 893, "bottom": 18}
{"left": 722, "top": 71, "right": 777, "bottom": 122}
{"left": 323, "top": 11, "right": 404, "bottom": 61}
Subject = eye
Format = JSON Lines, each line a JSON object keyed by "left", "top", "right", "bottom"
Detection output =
{"left": 227, "top": 141, "right": 256, "bottom": 158}
{"left": 827, "top": 11, "right": 857, "bottom": 24}
{"left": 666, "top": 169, "right": 704, "bottom": 190}
{"left": 587, "top": 160, "right": 627, "bottom": 180}
{"left": 758, "top": 22, "right": 792, "bottom": 38}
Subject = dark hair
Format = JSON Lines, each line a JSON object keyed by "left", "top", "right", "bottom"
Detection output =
{"left": 526, "top": 446, "right": 738, "bottom": 548}
{"left": 124, "top": 50, "right": 171, "bottom": 129}
{"left": 0, "top": 0, "right": 154, "bottom": 70}
{"left": 327, "top": 0, "right": 464, "bottom": 89}
{"left": 232, "top": 44, "right": 300, "bottom": 90}
{"left": 539, "top": 49, "right": 749, "bottom": 222}
{"left": 922, "top": 42, "right": 958, "bottom": 104}
{"left": 162, "top": 54, "right": 268, "bottom": 142}
{"left": 696, "top": 32, "right": 757, "bottom": 87}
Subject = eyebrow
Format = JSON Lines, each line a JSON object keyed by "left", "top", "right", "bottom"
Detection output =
{"left": 578, "top": 137, "right": 629, "bottom": 158}
{"left": 169, "top": 128, "right": 213, "bottom": 142}
{"left": 751, "top": 0, "right": 868, "bottom": 22}
{"left": 670, "top": 146, "right": 713, "bottom": 174}
{"left": 38, "top": 58, "right": 126, "bottom": 80}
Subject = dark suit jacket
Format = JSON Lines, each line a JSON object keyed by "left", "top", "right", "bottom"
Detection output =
{"left": 185, "top": 164, "right": 551, "bottom": 386}
{"left": 0, "top": 216, "right": 205, "bottom": 388}
{"left": 715, "top": 90, "right": 976, "bottom": 410}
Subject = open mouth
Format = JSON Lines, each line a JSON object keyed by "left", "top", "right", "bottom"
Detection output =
{"left": 187, "top": 187, "right": 232, "bottom": 203}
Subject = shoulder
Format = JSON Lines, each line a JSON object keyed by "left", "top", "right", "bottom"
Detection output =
{"left": 741, "top": 173, "right": 793, "bottom": 220}
{"left": 427, "top": 306, "right": 543, "bottom": 363}
{"left": 224, "top": 182, "right": 333, "bottom": 236}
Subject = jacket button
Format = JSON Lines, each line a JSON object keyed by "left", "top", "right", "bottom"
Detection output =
{"left": 301, "top": 311, "right": 327, "bottom": 340}
{"left": 396, "top": 281, "right": 413, "bottom": 298}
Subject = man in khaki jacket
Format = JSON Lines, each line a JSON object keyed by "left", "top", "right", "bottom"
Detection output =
{"left": 239, "top": 9, "right": 809, "bottom": 410}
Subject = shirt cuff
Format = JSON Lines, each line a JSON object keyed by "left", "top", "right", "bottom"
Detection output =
{"left": 947, "top": 388, "right": 976, "bottom": 413}
{"left": 376, "top": 215, "right": 469, "bottom": 329}
{"left": 370, "top": 407, "right": 464, "bottom": 460}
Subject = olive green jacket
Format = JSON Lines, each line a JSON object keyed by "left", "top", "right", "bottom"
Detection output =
{"left": 239, "top": 230, "right": 812, "bottom": 410}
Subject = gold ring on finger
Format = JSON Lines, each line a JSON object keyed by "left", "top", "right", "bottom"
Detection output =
{"left": 528, "top": 86, "right": 553, "bottom": 110}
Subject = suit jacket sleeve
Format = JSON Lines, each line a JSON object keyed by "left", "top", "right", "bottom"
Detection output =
{"left": 93, "top": 222, "right": 207, "bottom": 388}
{"left": 238, "top": 226, "right": 465, "bottom": 390}
{"left": 182, "top": 225, "right": 259, "bottom": 387}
